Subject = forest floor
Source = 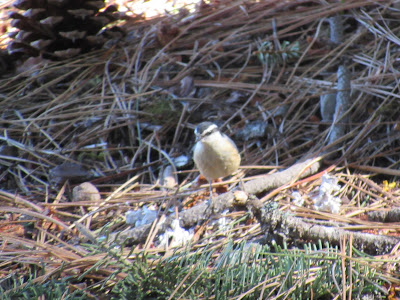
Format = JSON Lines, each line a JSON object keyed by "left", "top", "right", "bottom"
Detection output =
{"left": 0, "top": 0, "right": 400, "bottom": 298}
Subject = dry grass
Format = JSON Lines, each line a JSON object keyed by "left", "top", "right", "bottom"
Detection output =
{"left": 1, "top": 0, "right": 400, "bottom": 297}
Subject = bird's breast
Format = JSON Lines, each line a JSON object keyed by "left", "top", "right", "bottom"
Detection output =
{"left": 193, "top": 134, "right": 240, "bottom": 180}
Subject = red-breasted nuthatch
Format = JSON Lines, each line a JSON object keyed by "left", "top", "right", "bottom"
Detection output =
{"left": 193, "top": 122, "right": 241, "bottom": 201}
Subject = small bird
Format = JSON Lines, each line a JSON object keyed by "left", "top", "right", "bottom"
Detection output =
{"left": 193, "top": 122, "right": 241, "bottom": 203}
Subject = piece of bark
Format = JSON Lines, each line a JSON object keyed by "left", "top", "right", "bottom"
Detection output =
{"left": 368, "top": 208, "right": 400, "bottom": 223}
{"left": 243, "top": 158, "right": 321, "bottom": 195}
{"left": 247, "top": 197, "right": 399, "bottom": 255}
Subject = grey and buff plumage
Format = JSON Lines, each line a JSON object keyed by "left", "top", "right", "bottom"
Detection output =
{"left": 193, "top": 122, "right": 241, "bottom": 201}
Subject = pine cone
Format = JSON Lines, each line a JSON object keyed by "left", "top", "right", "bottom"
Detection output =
{"left": 0, "top": 49, "right": 15, "bottom": 73}
{"left": 8, "top": 0, "right": 123, "bottom": 60}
